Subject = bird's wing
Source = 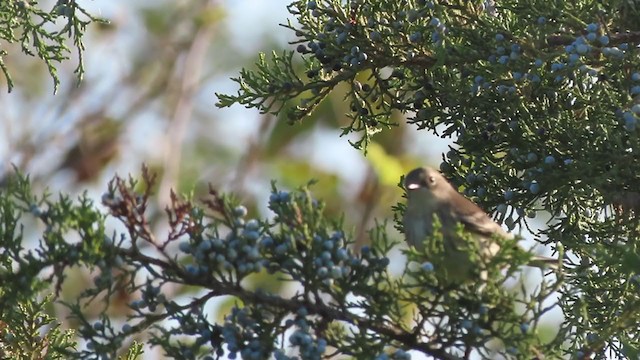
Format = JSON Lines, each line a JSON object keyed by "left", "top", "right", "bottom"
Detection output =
{"left": 448, "top": 192, "right": 510, "bottom": 238}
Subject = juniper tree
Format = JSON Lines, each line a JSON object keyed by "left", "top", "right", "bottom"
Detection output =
{"left": 2, "top": 0, "right": 640, "bottom": 359}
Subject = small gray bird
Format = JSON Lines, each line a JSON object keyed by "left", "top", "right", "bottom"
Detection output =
{"left": 403, "top": 166, "right": 557, "bottom": 283}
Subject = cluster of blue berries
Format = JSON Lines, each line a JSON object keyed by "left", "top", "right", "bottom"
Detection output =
{"left": 310, "top": 231, "right": 355, "bottom": 286}
{"left": 220, "top": 307, "right": 268, "bottom": 360}
{"left": 345, "top": 46, "right": 368, "bottom": 68}
{"left": 170, "top": 186, "right": 397, "bottom": 359}
{"left": 443, "top": 147, "right": 575, "bottom": 222}
{"left": 489, "top": 34, "right": 522, "bottom": 66}
{"left": 129, "top": 282, "right": 164, "bottom": 313}
{"left": 544, "top": 23, "right": 607, "bottom": 85}
{"left": 616, "top": 74, "right": 640, "bottom": 131}
{"left": 288, "top": 308, "right": 327, "bottom": 359}
{"left": 269, "top": 188, "right": 391, "bottom": 286}
{"left": 300, "top": 0, "right": 448, "bottom": 79}
{"left": 473, "top": 21, "right": 619, "bottom": 98}
{"left": 473, "top": 35, "right": 533, "bottom": 97}
{"left": 427, "top": 17, "right": 447, "bottom": 46}
{"left": 272, "top": 307, "right": 328, "bottom": 360}
{"left": 179, "top": 205, "right": 265, "bottom": 278}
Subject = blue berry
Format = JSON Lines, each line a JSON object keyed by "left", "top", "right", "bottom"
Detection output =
{"left": 466, "top": 173, "right": 477, "bottom": 183}
{"left": 245, "top": 219, "right": 260, "bottom": 231}
{"left": 430, "top": 17, "right": 441, "bottom": 27}
{"left": 409, "top": 31, "right": 422, "bottom": 43}
{"left": 632, "top": 73, "right": 640, "bottom": 82}
{"left": 198, "top": 240, "right": 212, "bottom": 252}
{"left": 179, "top": 241, "right": 192, "bottom": 253}
{"left": 504, "top": 190, "right": 514, "bottom": 200}
{"left": 602, "top": 47, "right": 623, "bottom": 58}
{"left": 394, "top": 350, "right": 411, "bottom": 360}
{"left": 275, "top": 244, "right": 288, "bottom": 254}
{"left": 536, "top": 16, "right": 546, "bottom": 25}
{"left": 330, "top": 266, "right": 342, "bottom": 278}
{"left": 307, "top": 1, "right": 317, "bottom": 10}
{"left": 498, "top": 55, "right": 509, "bottom": 64}
{"left": 565, "top": 45, "right": 575, "bottom": 53}
{"left": 497, "top": 204, "right": 508, "bottom": 213}
{"left": 586, "top": 32, "right": 597, "bottom": 42}
{"left": 632, "top": 86, "right": 640, "bottom": 95}
{"left": 529, "top": 181, "right": 541, "bottom": 194}
{"left": 534, "top": 58, "right": 543, "bottom": 67}
{"left": 576, "top": 44, "right": 589, "bottom": 54}
{"left": 233, "top": 206, "right": 248, "bottom": 217}
{"left": 544, "top": 155, "right": 556, "bottom": 165}
{"left": 586, "top": 23, "right": 598, "bottom": 33}
{"left": 527, "top": 153, "right": 538, "bottom": 162}
{"left": 495, "top": 33, "right": 504, "bottom": 41}
{"left": 632, "top": 104, "right": 640, "bottom": 115}
{"left": 520, "top": 323, "right": 530, "bottom": 333}
{"left": 624, "top": 113, "right": 637, "bottom": 131}
{"left": 421, "top": 262, "right": 434, "bottom": 271}
{"left": 568, "top": 53, "right": 580, "bottom": 63}
{"left": 599, "top": 35, "right": 609, "bottom": 45}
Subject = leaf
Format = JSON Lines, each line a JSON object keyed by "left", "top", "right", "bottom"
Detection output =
{"left": 365, "top": 142, "right": 405, "bottom": 187}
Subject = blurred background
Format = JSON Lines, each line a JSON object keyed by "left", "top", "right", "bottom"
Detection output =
{"left": 0, "top": 0, "right": 449, "bottom": 244}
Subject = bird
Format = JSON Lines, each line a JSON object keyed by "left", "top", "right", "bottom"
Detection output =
{"left": 402, "top": 166, "right": 557, "bottom": 283}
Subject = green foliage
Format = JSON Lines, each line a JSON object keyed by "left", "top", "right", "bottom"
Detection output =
{"left": 217, "top": 0, "right": 640, "bottom": 358}
{"left": 4, "top": 0, "right": 640, "bottom": 359}
{"left": 0, "top": 0, "right": 104, "bottom": 93}
{"left": 0, "top": 295, "right": 76, "bottom": 359}
{"left": 0, "top": 166, "right": 566, "bottom": 359}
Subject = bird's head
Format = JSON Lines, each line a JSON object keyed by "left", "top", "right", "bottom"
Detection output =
{"left": 404, "top": 167, "right": 439, "bottom": 190}
{"left": 404, "top": 166, "right": 455, "bottom": 203}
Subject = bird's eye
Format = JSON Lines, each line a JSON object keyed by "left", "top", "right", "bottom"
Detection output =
{"left": 427, "top": 175, "right": 436, "bottom": 186}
